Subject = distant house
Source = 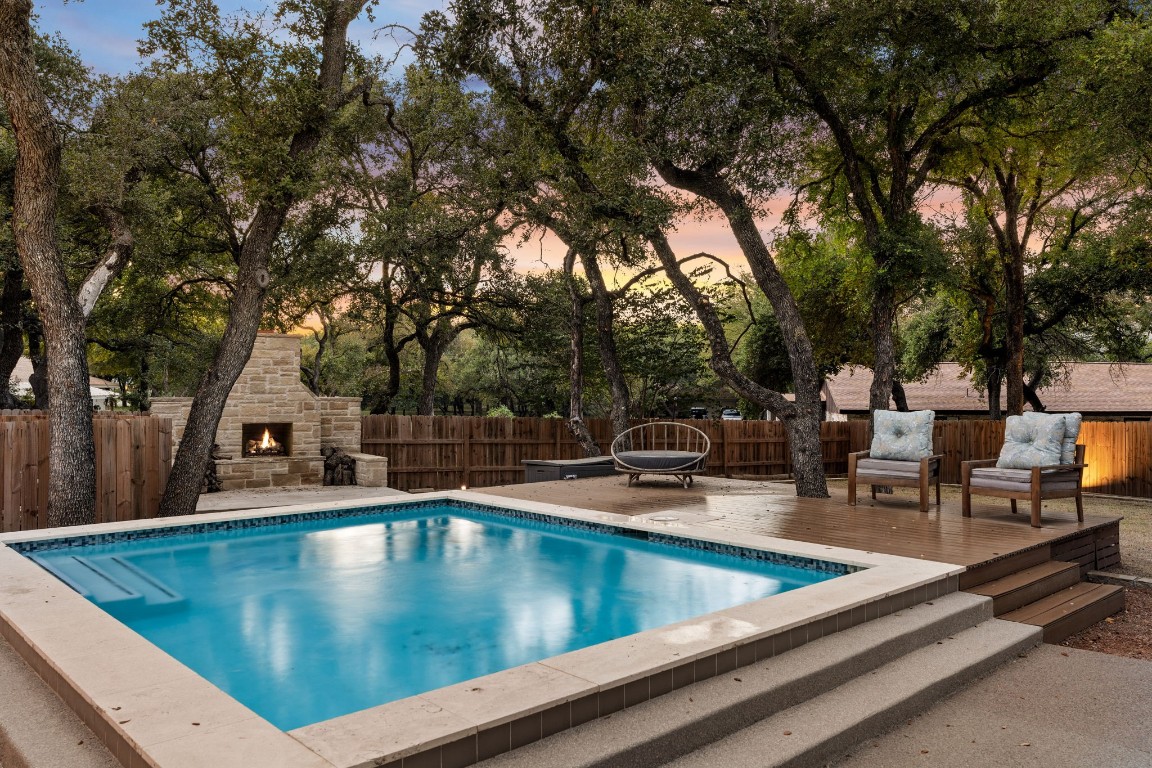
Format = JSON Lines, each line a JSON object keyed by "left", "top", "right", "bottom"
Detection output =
{"left": 822, "top": 362, "right": 1152, "bottom": 421}
{"left": 9, "top": 356, "right": 118, "bottom": 408}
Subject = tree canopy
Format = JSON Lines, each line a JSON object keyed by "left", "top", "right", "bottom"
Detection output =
{"left": 3, "top": 0, "right": 1150, "bottom": 516}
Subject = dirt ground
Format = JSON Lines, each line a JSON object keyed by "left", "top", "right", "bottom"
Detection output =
{"left": 1062, "top": 586, "right": 1152, "bottom": 660}
{"left": 1069, "top": 494, "right": 1152, "bottom": 662}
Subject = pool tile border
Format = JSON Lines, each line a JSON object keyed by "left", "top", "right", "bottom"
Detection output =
{"left": 7, "top": 498, "right": 858, "bottom": 576}
{"left": 0, "top": 490, "right": 964, "bottom": 768}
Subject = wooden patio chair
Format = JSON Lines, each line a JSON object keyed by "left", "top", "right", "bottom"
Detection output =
{"left": 963, "top": 443, "right": 1086, "bottom": 528}
{"left": 848, "top": 451, "right": 943, "bottom": 513}
{"left": 847, "top": 409, "right": 941, "bottom": 513}
{"left": 611, "top": 422, "right": 711, "bottom": 489}
{"left": 961, "top": 412, "right": 1085, "bottom": 528}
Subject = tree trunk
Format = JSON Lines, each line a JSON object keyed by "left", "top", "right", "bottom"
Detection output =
{"left": 158, "top": 2, "right": 365, "bottom": 517}
{"left": 0, "top": 268, "right": 25, "bottom": 408}
{"left": 25, "top": 324, "right": 49, "bottom": 409}
{"left": 650, "top": 167, "right": 827, "bottom": 496}
{"left": 137, "top": 353, "right": 152, "bottom": 411}
{"left": 648, "top": 230, "right": 828, "bottom": 497}
{"left": 160, "top": 219, "right": 281, "bottom": 517}
{"left": 416, "top": 337, "right": 443, "bottom": 416}
{"left": 564, "top": 249, "right": 600, "bottom": 456}
{"left": 305, "top": 323, "right": 329, "bottom": 395}
{"left": 1022, "top": 372, "right": 1045, "bottom": 413}
{"left": 868, "top": 283, "right": 897, "bottom": 413}
{"left": 377, "top": 314, "right": 405, "bottom": 413}
{"left": 579, "top": 250, "right": 631, "bottom": 438}
{"left": 1003, "top": 253, "right": 1027, "bottom": 416}
{"left": 986, "top": 365, "right": 1003, "bottom": 419}
{"left": 891, "top": 380, "right": 909, "bottom": 412}
{"left": 0, "top": 0, "right": 96, "bottom": 526}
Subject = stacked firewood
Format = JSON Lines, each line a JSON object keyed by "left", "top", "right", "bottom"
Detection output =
{"left": 322, "top": 444, "right": 356, "bottom": 486}
{"left": 202, "top": 444, "right": 227, "bottom": 493}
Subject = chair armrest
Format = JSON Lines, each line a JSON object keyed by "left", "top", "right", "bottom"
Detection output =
{"left": 848, "top": 450, "right": 871, "bottom": 459}
{"left": 961, "top": 457, "right": 995, "bottom": 483}
{"left": 1035, "top": 462, "right": 1088, "bottom": 472}
{"left": 962, "top": 459, "right": 997, "bottom": 469}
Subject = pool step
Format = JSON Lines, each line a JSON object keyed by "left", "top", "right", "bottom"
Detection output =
{"left": 477, "top": 592, "right": 1037, "bottom": 768}
{"left": 29, "top": 555, "right": 186, "bottom": 618}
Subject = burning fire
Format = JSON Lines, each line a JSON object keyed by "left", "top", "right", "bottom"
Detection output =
{"left": 246, "top": 426, "right": 285, "bottom": 456}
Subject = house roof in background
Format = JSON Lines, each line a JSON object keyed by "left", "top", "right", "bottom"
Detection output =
{"left": 9, "top": 356, "right": 114, "bottom": 389}
{"left": 824, "top": 362, "right": 1152, "bottom": 415}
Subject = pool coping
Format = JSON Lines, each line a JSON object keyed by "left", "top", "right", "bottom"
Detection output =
{"left": 0, "top": 491, "right": 963, "bottom": 768}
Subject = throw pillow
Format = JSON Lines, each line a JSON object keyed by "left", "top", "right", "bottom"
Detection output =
{"left": 869, "top": 410, "right": 935, "bottom": 462}
{"left": 996, "top": 413, "right": 1065, "bottom": 469}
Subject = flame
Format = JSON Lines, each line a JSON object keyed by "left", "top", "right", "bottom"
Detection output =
{"left": 261, "top": 428, "right": 275, "bottom": 450}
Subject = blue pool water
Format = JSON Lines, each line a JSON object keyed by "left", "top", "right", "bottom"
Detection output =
{"left": 26, "top": 504, "right": 843, "bottom": 730}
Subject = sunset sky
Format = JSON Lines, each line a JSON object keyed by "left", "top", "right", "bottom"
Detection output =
{"left": 33, "top": 0, "right": 767, "bottom": 275}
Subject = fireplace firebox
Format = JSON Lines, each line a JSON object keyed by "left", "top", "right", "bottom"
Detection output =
{"left": 242, "top": 423, "right": 292, "bottom": 457}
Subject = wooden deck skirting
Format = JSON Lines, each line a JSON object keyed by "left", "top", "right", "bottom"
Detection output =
{"left": 472, "top": 476, "right": 1122, "bottom": 587}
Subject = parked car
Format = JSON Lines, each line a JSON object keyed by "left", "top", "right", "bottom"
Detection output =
{"left": 720, "top": 408, "right": 742, "bottom": 420}
{"left": 689, "top": 407, "right": 709, "bottom": 419}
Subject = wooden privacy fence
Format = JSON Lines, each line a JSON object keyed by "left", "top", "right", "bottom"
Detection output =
{"left": 361, "top": 414, "right": 1152, "bottom": 498}
{"left": 0, "top": 411, "right": 172, "bottom": 533}
{"left": 360, "top": 415, "right": 870, "bottom": 491}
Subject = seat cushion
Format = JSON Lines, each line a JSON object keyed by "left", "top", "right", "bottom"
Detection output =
{"left": 996, "top": 413, "right": 1065, "bottom": 469}
{"left": 869, "top": 410, "right": 934, "bottom": 461}
{"left": 614, "top": 450, "right": 707, "bottom": 472}
{"left": 970, "top": 466, "right": 1080, "bottom": 492}
{"left": 856, "top": 458, "right": 935, "bottom": 480}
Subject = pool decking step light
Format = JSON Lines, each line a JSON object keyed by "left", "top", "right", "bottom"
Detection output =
{"left": 649, "top": 515, "right": 680, "bottom": 522}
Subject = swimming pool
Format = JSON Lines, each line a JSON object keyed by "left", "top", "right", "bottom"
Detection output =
{"left": 20, "top": 501, "right": 846, "bottom": 730}
{"left": 0, "top": 492, "right": 961, "bottom": 768}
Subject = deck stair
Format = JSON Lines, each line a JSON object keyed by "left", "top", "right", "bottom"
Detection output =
{"left": 478, "top": 592, "right": 1039, "bottom": 768}
{"left": 963, "top": 558, "right": 1124, "bottom": 643}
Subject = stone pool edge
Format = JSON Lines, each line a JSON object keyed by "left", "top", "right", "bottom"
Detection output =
{"left": 0, "top": 491, "right": 963, "bottom": 768}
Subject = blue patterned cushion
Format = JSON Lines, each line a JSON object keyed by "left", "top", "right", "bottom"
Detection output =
{"left": 1015, "top": 412, "right": 1082, "bottom": 465}
{"left": 997, "top": 414, "right": 1065, "bottom": 469}
{"left": 1058, "top": 412, "right": 1082, "bottom": 464}
{"left": 869, "top": 410, "right": 934, "bottom": 461}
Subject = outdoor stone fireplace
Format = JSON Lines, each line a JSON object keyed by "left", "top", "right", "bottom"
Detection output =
{"left": 151, "top": 332, "right": 387, "bottom": 490}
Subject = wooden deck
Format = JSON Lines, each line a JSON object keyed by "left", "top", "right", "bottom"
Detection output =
{"left": 473, "top": 475, "right": 1121, "bottom": 587}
